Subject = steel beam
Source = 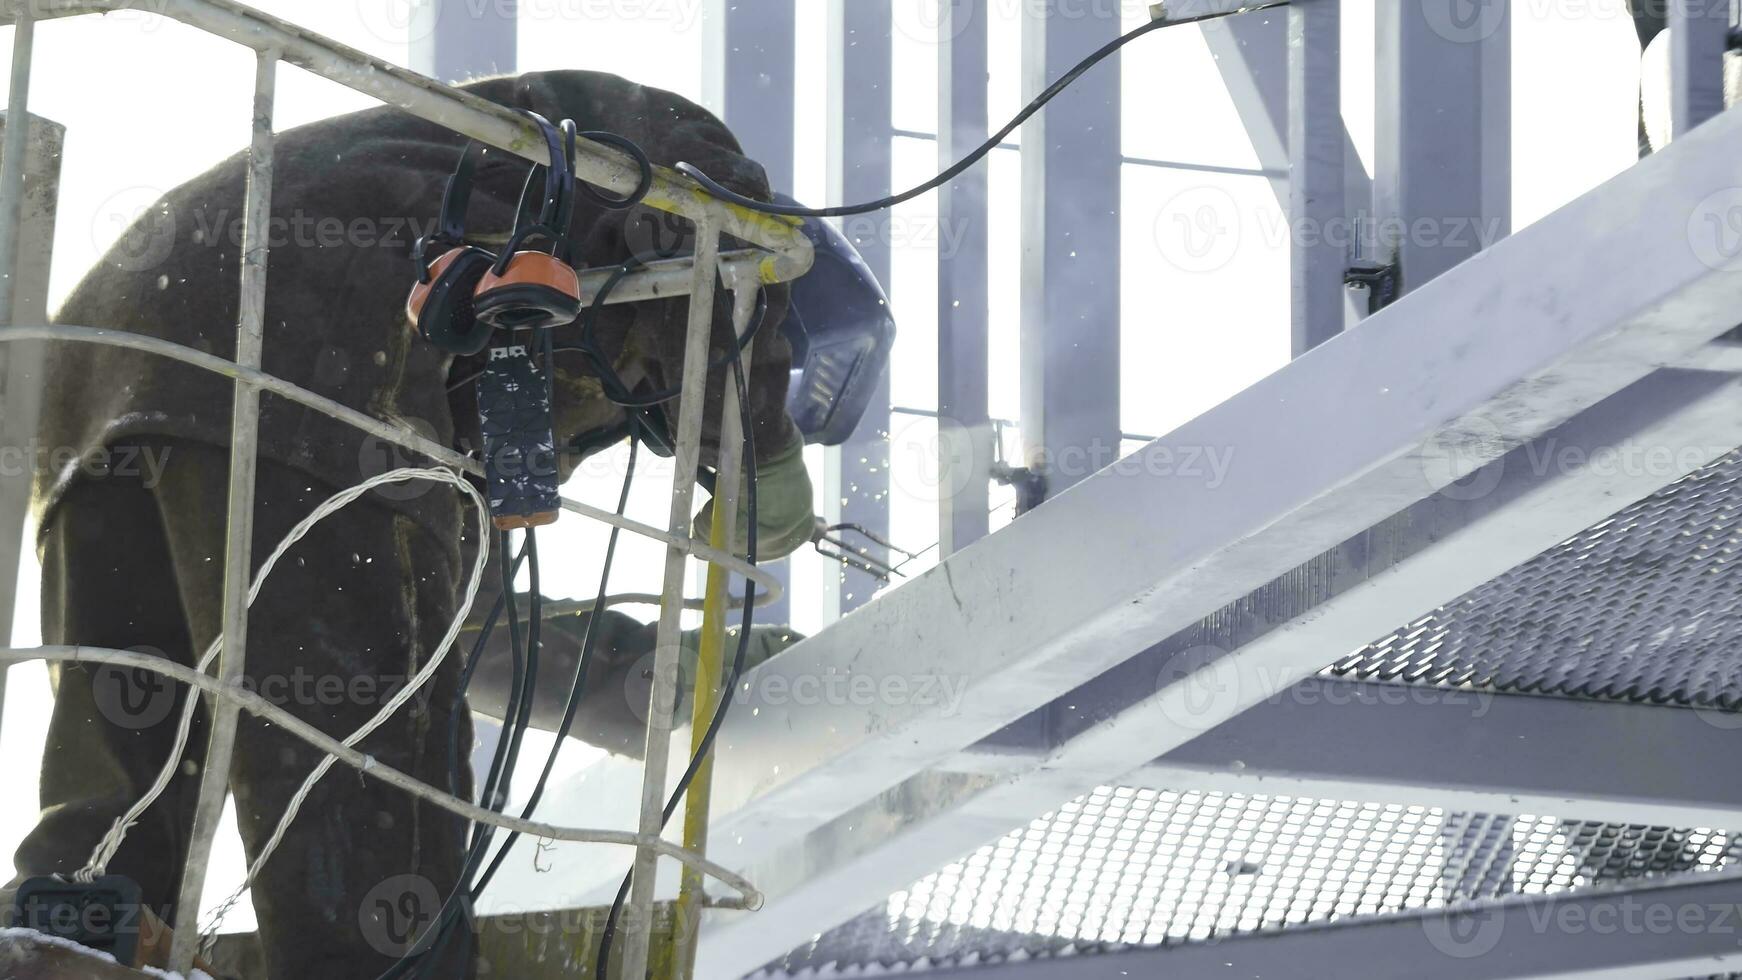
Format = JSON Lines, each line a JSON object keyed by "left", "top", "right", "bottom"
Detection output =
{"left": 710, "top": 0, "right": 796, "bottom": 621}
{"left": 1286, "top": 0, "right": 1342, "bottom": 353}
{"left": 1374, "top": 0, "right": 1510, "bottom": 295}
{"left": 1018, "top": 0, "right": 1121, "bottom": 501}
{"left": 937, "top": 0, "right": 991, "bottom": 555}
{"left": 409, "top": 0, "right": 517, "bottom": 84}
{"left": 821, "top": 0, "right": 892, "bottom": 618}
{"left": 915, "top": 871, "right": 1742, "bottom": 980}
{"left": 684, "top": 361, "right": 1742, "bottom": 979}
{"left": 967, "top": 679, "right": 1742, "bottom": 832}
{"left": 0, "top": 111, "right": 62, "bottom": 651}
{"left": 1670, "top": 0, "right": 1730, "bottom": 138}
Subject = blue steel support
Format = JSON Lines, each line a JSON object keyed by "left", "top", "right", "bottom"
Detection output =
{"left": 718, "top": 0, "right": 797, "bottom": 622}
{"left": 938, "top": 0, "right": 991, "bottom": 555}
{"left": 825, "top": 0, "right": 893, "bottom": 616}
{"left": 1018, "top": 0, "right": 1121, "bottom": 500}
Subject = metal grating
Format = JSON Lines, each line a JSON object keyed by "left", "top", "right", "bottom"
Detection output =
{"left": 757, "top": 787, "right": 1739, "bottom": 974}
{"left": 1329, "top": 449, "right": 1742, "bottom": 709}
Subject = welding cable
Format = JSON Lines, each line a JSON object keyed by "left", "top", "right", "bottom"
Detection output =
{"left": 80, "top": 465, "right": 489, "bottom": 888}
{"left": 474, "top": 425, "right": 641, "bottom": 896}
{"left": 596, "top": 341, "right": 762, "bottom": 976}
{"left": 190, "top": 467, "right": 494, "bottom": 941}
{"left": 376, "top": 534, "right": 537, "bottom": 980}
{"left": 675, "top": 0, "right": 1289, "bottom": 218}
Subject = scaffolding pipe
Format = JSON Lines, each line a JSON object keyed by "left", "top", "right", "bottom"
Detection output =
{"left": 621, "top": 216, "right": 723, "bottom": 980}
{"left": 0, "top": 0, "right": 33, "bottom": 798}
{"left": 169, "top": 48, "right": 276, "bottom": 974}
{"left": 668, "top": 284, "right": 758, "bottom": 978}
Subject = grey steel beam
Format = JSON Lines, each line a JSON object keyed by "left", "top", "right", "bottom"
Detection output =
{"left": 938, "top": 0, "right": 991, "bottom": 555}
{"left": 1670, "top": 0, "right": 1730, "bottom": 138}
{"left": 1286, "top": 0, "right": 1342, "bottom": 354}
{"left": 410, "top": 0, "right": 516, "bottom": 84}
{"left": 0, "top": 118, "right": 61, "bottom": 655}
{"left": 915, "top": 871, "right": 1742, "bottom": 980}
{"left": 686, "top": 362, "right": 1742, "bottom": 979}
{"left": 713, "top": 0, "right": 797, "bottom": 620}
{"left": 1018, "top": 0, "right": 1121, "bottom": 500}
{"left": 972, "top": 679, "right": 1742, "bottom": 832}
{"left": 1198, "top": 8, "right": 1369, "bottom": 223}
{"left": 819, "top": 0, "right": 892, "bottom": 619}
{"left": 1374, "top": 0, "right": 1510, "bottom": 295}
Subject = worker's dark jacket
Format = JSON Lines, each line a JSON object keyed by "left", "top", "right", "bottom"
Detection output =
{"left": 39, "top": 70, "right": 798, "bottom": 537}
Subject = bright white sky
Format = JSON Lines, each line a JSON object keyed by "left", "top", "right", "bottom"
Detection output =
{"left": 0, "top": 0, "right": 1641, "bottom": 933}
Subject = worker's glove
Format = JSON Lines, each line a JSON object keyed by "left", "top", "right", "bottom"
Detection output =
{"left": 694, "top": 425, "right": 815, "bottom": 561}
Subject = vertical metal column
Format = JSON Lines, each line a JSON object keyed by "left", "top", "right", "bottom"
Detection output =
{"left": 715, "top": 0, "right": 795, "bottom": 620}
{"left": 1018, "top": 0, "right": 1121, "bottom": 499}
{"left": 937, "top": 0, "right": 991, "bottom": 556}
{"left": 0, "top": 110, "right": 59, "bottom": 652}
{"left": 622, "top": 219, "right": 722, "bottom": 980}
{"left": 1670, "top": 0, "right": 1730, "bottom": 138}
{"left": 411, "top": 0, "right": 517, "bottom": 83}
{"left": 824, "top": 0, "right": 892, "bottom": 615}
{"left": 171, "top": 49, "right": 277, "bottom": 974}
{"left": 1374, "top": 0, "right": 1510, "bottom": 295}
{"left": 1286, "top": 0, "right": 1343, "bottom": 355}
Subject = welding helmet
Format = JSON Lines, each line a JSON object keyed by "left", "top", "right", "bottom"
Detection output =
{"left": 774, "top": 194, "right": 897, "bottom": 446}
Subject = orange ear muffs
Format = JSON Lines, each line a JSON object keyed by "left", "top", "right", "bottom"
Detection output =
{"left": 472, "top": 251, "right": 582, "bottom": 332}
{"left": 406, "top": 246, "right": 497, "bottom": 356}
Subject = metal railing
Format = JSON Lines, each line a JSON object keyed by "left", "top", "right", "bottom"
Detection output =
{"left": 0, "top": 1, "right": 813, "bottom": 975}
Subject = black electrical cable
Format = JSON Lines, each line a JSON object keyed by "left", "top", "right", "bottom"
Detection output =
{"left": 595, "top": 347, "right": 761, "bottom": 978}
{"left": 471, "top": 428, "right": 641, "bottom": 895}
{"left": 674, "top": 0, "right": 1289, "bottom": 218}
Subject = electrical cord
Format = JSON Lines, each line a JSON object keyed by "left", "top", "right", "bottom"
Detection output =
{"left": 674, "top": 0, "right": 1289, "bottom": 218}
{"left": 595, "top": 337, "right": 762, "bottom": 977}
{"left": 79, "top": 466, "right": 489, "bottom": 888}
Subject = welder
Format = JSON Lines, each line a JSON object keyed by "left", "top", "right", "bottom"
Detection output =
{"left": 11, "top": 70, "right": 819, "bottom": 979}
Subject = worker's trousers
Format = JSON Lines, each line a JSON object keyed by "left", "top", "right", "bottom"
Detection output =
{"left": 12, "top": 439, "right": 475, "bottom": 979}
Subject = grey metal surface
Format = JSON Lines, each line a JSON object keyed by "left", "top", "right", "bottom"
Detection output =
{"left": 1286, "top": 0, "right": 1343, "bottom": 354}
{"left": 823, "top": 0, "right": 892, "bottom": 618}
{"left": 1373, "top": 0, "right": 1511, "bottom": 294}
{"left": 1018, "top": 0, "right": 1122, "bottom": 498}
{"left": 937, "top": 0, "right": 992, "bottom": 556}
{"left": 758, "top": 786, "right": 1741, "bottom": 975}
{"left": 410, "top": 0, "right": 516, "bottom": 84}
{"left": 1330, "top": 448, "right": 1742, "bottom": 710}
